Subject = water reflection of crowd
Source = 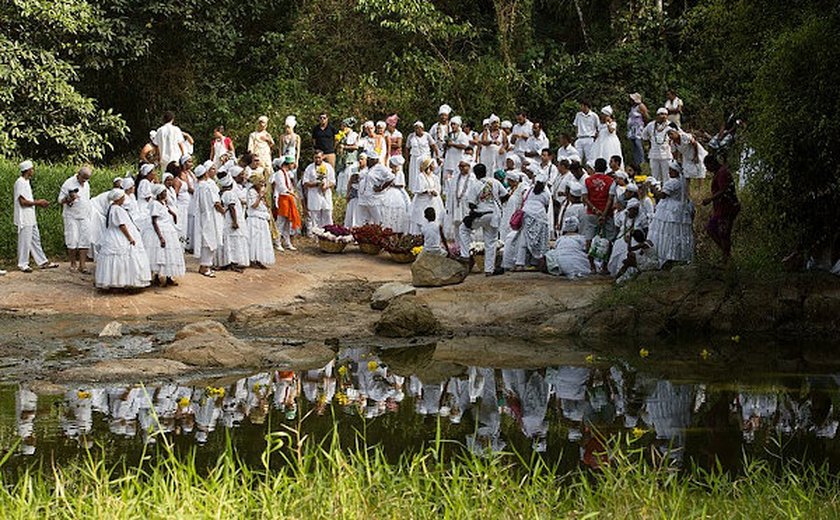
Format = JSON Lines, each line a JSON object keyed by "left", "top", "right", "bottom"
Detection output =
{"left": 14, "top": 354, "right": 840, "bottom": 463}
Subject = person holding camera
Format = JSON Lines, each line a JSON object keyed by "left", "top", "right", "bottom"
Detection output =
{"left": 15, "top": 161, "right": 58, "bottom": 273}
{"left": 59, "top": 166, "right": 93, "bottom": 273}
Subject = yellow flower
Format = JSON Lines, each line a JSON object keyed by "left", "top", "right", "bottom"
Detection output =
{"left": 367, "top": 360, "right": 379, "bottom": 372}
{"left": 336, "top": 392, "right": 350, "bottom": 406}
{"left": 639, "top": 348, "right": 650, "bottom": 359}
{"left": 178, "top": 397, "right": 190, "bottom": 407}
{"left": 632, "top": 427, "right": 647, "bottom": 439}
{"left": 76, "top": 390, "right": 91, "bottom": 400}
{"left": 700, "top": 349, "right": 711, "bottom": 360}
{"left": 411, "top": 246, "right": 423, "bottom": 256}
{"left": 206, "top": 386, "right": 226, "bottom": 398}
{"left": 338, "top": 365, "right": 348, "bottom": 376}
{"left": 253, "top": 382, "right": 261, "bottom": 391}
{"left": 585, "top": 355, "right": 594, "bottom": 364}
{"left": 731, "top": 335, "right": 741, "bottom": 343}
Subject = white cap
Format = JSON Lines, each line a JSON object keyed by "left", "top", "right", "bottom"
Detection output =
{"left": 501, "top": 120, "right": 513, "bottom": 129}
{"left": 19, "top": 160, "right": 33, "bottom": 172}
{"left": 194, "top": 165, "right": 207, "bottom": 178}
{"left": 450, "top": 116, "right": 462, "bottom": 126}
{"left": 656, "top": 107, "right": 669, "bottom": 116}
{"left": 438, "top": 104, "right": 452, "bottom": 115}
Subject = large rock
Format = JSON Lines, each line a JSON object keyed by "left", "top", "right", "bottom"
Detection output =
{"left": 411, "top": 251, "right": 469, "bottom": 287}
{"left": 374, "top": 297, "right": 443, "bottom": 338}
{"left": 371, "top": 282, "right": 416, "bottom": 310}
{"left": 228, "top": 303, "right": 293, "bottom": 323}
{"left": 57, "top": 358, "right": 189, "bottom": 382}
{"left": 164, "top": 320, "right": 262, "bottom": 368}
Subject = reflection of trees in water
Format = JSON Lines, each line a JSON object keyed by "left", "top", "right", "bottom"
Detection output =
{"left": 14, "top": 354, "right": 840, "bottom": 465}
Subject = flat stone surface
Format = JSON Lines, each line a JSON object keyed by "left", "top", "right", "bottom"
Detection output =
{"left": 371, "top": 282, "right": 416, "bottom": 310}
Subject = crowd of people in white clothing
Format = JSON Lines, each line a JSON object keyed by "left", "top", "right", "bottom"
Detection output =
{"left": 8, "top": 91, "right": 742, "bottom": 287}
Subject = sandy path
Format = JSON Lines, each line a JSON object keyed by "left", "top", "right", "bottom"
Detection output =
{"left": 0, "top": 241, "right": 411, "bottom": 318}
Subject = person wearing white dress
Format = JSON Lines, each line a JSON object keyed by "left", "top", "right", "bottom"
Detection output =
{"left": 405, "top": 121, "right": 437, "bottom": 193}
{"left": 386, "top": 155, "right": 412, "bottom": 233}
{"left": 545, "top": 216, "right": 590, "bottom": 277}
{"left": 89, "top": 177, "right": 124, "bottom": 260}
{"left": 143, "top": 184, "right": 186, "bottom": 286}
{"left": 13, "top": 161, "right": 57, "bottom": 272}
{"left": 589, "top": 105, "right": 623, "bottom": 168}
{"left": 665, "top": 89, "right": 684, "bottom": 127}
{"left": 478, "top": 115, "right": 506, "bottom": 175}
{"left": 409, "top": 157, "right": 445, "bottom": 234}
{"left": 355, "top": 153, "right": 380, "bottom": 226}
{"left": 503, "top": 180, "right": 551, "bottom": 270}
{"left": 607, "top": 198, "right": 642, "bottom": 277}
{"left": 336, "top": 117, "right": 359, "bottom": 197}
{"left": 668, "top": 126, "right": 707, "bottom": 195}
{"left": 510, "top": 111, "right": 533, "bottom": 160}
{"left": 444, "top": 157, "right": 478, "bottom": 239}
{"left": 343, "top": 152, "right": 364, "bottom": 229}
{"left": 442, "top": 116, "right": 470, "bottom": 189}
{"left": 246, "top": 175, "right": 275, "bottom": 268}
{"left": 369, "top": 155, "right": 406, "bottom": 232}
{"left": 192, "top": 165, "right": 224, "bottom": 277}
{"left": 272, "top": 156, "right": 301, "bottom": 250}
{"left": 641, "top": 108, "right": 674, "bottom": 183}
{"left": 152, "top": 112, "right": 186, "bottom": 169}
{"left": 572, "top": 100, "right": 599, "bottom": 165}
{"left": 58, "top": 166, "right": 92, "bottom": 273}
{"left": 176, "top": 155, "right": 196, "bottom": 248}
{"left": 247, "top": 116, "right": 274, "bottom": 184}
{"left": 648, "top": 161, "right": 694, "bottom": 266}
{"left": 428, "top": 105, "right": 452, "bottom": 169}
{"left": 499, "top": 170, "right": 527, "bottom": 241}
{"left": 134, "top": 163, "right": 155, "bottom": 233}
{"left": 95, "top": 189, "right": 152, "bottom": 290}
{"left": 218, "top": 171, "right": 249, "bottom": 272}
{"left": 301, "top": 151, "right": 336, "bottom": 229}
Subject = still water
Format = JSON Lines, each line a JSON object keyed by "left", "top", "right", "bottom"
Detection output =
{"left": 2, "top": 342, "right": 840, "bottom": 476}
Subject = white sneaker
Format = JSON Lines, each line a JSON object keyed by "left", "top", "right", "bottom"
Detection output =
{"left": 0, "top": 270, "right": 6, "bottom": 276}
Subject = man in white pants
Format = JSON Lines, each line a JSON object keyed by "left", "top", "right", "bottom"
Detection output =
{"left": 14, "top": 161, "right": 58, "bottom": 272}
{"left": 58, "top": 166, "right": 92, "bottom": 273}
{"left": 572, "top": 100, "right": 599, "bottom": 166}
{"left": 458, "top": 163, "right": 508, "bottom": 276}
{"left": 641, "top": 108, "right": 674, "bottom": 183}
{"left": 302, "top": 150, "right": 336, "bottom": 229}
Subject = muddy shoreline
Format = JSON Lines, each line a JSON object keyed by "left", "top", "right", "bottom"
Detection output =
{"left": 1, "top": 241, "right": 839, "bottom": 385}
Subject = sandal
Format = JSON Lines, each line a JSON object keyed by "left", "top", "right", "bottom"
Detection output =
{"left": 200, "top": 270, "right": 216, "bottom": 278}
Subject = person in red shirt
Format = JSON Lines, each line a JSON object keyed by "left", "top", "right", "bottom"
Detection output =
{"left": 702, "top": 155, "right": 740, "bottom": 263}
{"left": 582, "top": 158, "right": 615, "bottom": 273}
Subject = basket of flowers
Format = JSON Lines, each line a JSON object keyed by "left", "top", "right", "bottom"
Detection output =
{"left": 469, "top": 240, "right": 503, "bottom": 273}
{"left": 382, "top": 234, "right": 425, "bottom": 263}
{"left": 313, "top": 225, "right": 354, "bottom": 253}
{"left": 352, "top": 223, "right": 392, "bottom": 255}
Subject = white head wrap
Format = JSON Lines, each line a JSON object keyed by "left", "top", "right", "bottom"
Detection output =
{"left": 501, "top": 120, "right": 513, "bottom": 129}
{"left": 179, "top": 154, "right": 191, "bottom": 166}
{"left": 389, "top": 155, "right": 405, "bottom": 167}
{"left": 656, "top": 107, "right": 669, "bottom": 116}
{"left": 505, "top": 154, "right": 521, "bottom": 169}
{"left": 152, "top": 184, "right": 167, "bottom": 198}
{"left": 121, "top": 177, "right": 135, "bottom": 190}
{"left": 625, "top": 182, "right": 639, "bottom": 193}
{"left": 285, "top": 115, "right": 297, "bottom": 129}
{"left": 482, "top": 118, "right": 490, "bottom": 127}
{"left": 489, "top": 113, "right": 500, "bottom": 124}
{"left": 614, "top": 170, "right": 629, "bottom": 181}
{"left": 112, "top": 176, "right": 123, "bottom": 185}
{"left": 220, "top": 175, "right": 234, "bottom": 188}
{"left": 601, "top": 105, "right": 614, "bottom": 117}
{"left": 19, "top": 160, "right": 33, "bottom": 172}
{"left": 363, "top": 120, "right": 375, "bottom": 129}
{"left": 139, "top": 163, "right": 155, "bottom": 177}
{"left": 202, "top": 160, "right": 213, "bottom": 171}
{"left": 438, "top": 104, "right": 452, "bottom": 115}
{"left": 149, "top": 130, "right": 157, "bottom": 141}
{"left": 562, "top": 216, "right": 580, "bottom": 233}
{"left": 194, "top": 165, "right": 207, "bottom": 178}
{"left": 228, "top": 165, "right": 244, "bottom": 178}
{"left": 413, "top": 121, "right": 424, "bottom": 128}
{"left": 162, "top": 172, "right": 174, "bottom": 182}
{"left": 108, "top": 189, "right": 126, "bottom": 202}
{"left": 625, "top": 198, "right": 641, "bottom": 210}
{"left": 257, "top": 115, "right": 268, "bottom": 124}
{"left": 450, "top": 116, "right": 462, "bottom": 127}
{"left": 375, "top": 120, "right": 386, "bottom": 129}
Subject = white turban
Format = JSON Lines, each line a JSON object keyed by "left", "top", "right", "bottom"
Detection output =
{"left": 202, "top": 160, "right": 213, "bottom": 171}
{"left": 19, "top": 160, "right": 33, "bottom": 172}
{"left": 149, "top": 130, "right": 157, "bottom": 141}
{"left": 601, "top": 105, "right": 613, "bottom": 117}
{"left": 562, "top": 216, "right": 580, "bottom": 233}
{"left": 450, "top": 116, "right": 462, "bottom": 127}
{"left": 112, "top": 176, "right": 123, "bottom": 185}
{"left": 657, "top": 107, "right": 669, "bottom": 116}
{"left": 257, "top": 115, "right": 268, "bottom": 124}
{"left": 438, "top": 104, "right": 452, "bottom": 115}
{"left": 121, "top": 177, "right": 135, "bottom": 190}
{"left": 375, "top": 121, "right": 386, "bottom": 129}
{"left": 363, "top": 120, "right": 375, "bottom": 129}
{"left": 389, "top": 155, "right": 405, "bottom": 166}
{"left": 162, "top": 172, "right": 174, "bottom": 182}
{"left": 285, "top": 115, "right": 296, "bottom": 129}
{"left": 228, "top": 165, "right": 244, "bottom": 178}
{"left": 501, "top": 120, "right": 513, "bottom": 129}
{"left": 219, "top": 175, "right": 234, "bottom": 188}
{"left": 139, "top": 163, "right": 155, "bottom": 177}
{"left": 108, "top": 189, "right": 126, "bottom": 202}
{"left": 569, "top": 181, "right": 583, "bottom": 197}
{"left": 413, "top": 121, "right": 424, "bottom": 128}
{"left": 179, "top": 154, "right": 191, "bottom": 166}
{"left": 151, "top": 184, "right": 167, "bottom": 198}
{"left": 505, "top": 154, "right": 521, "bottom": 169}
{"left": 625, "top": 182, "right": 639, "bottom": 193}
{"left": 482, "top": 118, "right": 490, "bottom": 127}
{"left": 489, "top": 113, "right": 500, "bottom": 124}
{"left": 194, "top": 165, "right": 207, "bottom": 178}
{"left": 625, "top": 198, "right": 640, "bottom": 210}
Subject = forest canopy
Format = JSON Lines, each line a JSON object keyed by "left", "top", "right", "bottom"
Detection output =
{"left": 0, "top": 0, "right": 838, "bottom": 252}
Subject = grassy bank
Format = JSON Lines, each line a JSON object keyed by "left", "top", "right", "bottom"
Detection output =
{"left": 1, "top": 430, "right": 838, "bottom": 518}
{"left": 0, "top": 160, "right": 128, "bottom": 263}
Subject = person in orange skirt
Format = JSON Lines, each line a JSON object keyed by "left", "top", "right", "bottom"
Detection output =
{"left": 272, "top": 156, "right": 302, "bottom": 251}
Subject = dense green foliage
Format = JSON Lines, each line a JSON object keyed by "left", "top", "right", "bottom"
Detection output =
{"left": 1, "top": 429, "right": 839, "bottom": 518}
{"left": 1, "top": 0, "right": 837, "bottom": 255}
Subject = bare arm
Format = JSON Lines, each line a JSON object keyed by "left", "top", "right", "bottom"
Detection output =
{"left": 119, "top": 224, "right": 135, "bottom": 245}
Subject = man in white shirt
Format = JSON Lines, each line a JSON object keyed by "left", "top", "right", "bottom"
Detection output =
{"left": 572, "top": 100, "right": 599, "bottom": 166}
{"left": 556, "top": 133, "right": 581, "bottom": 164}
{"left": 458, "top": 163, "right": 508, "bottom": 276}
{"left": 58, "top": 166, "right": 93, "bottom": 273}
{"left": 665, "top": 89, "right": 684, "bottom": 127}
{"left": 510, "top": 111, "right": 533, "bottom": 160}
{"left": 641, "top": 108, "right": 674, "bottom": 182}
{"left": 428, "top": 104, "right": 452, "bottom": 166}
{"left": 152, "top": 111, "right": 186, "bottom": 169}
{"left": 14, "top": 161, "right": 57, "bottom": 272}
{"left": 302, "top": 150, "right": 336, "bottom": 229}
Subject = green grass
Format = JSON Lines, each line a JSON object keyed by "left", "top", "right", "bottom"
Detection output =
{"left": 1, "top": 424, "right": 838, "bottom": 519}
{"left": 0, "top": 159, "right": 130, "bottom": 264}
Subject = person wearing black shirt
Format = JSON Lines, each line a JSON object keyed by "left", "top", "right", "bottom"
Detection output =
{"left": 311, "top": 113, "right": 338, "bottom": 168}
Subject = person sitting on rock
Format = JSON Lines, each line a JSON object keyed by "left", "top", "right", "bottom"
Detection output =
{"left": 421, "top": 207, "right": 447, "bottom": 256}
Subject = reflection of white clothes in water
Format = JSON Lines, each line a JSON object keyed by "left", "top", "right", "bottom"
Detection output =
{"left": 521, "top": 372, "right": 549, "bottom": 438}
{"left": 416, "top": 382, "right": 445, "bottom": 416}
{"left": 546, "top": 366, "right": 590, "bottom": 422}
{"left": 16, "top": 386, "right": 37, "bottom": 439}
{"left": 645, "top": 380, "right": 693, "bottom": 443}
{"left": 447, "top": 377, "right": 472, "bottom": 423}
{"left": 468, "top": 367, "right": 488, "bottom": 403}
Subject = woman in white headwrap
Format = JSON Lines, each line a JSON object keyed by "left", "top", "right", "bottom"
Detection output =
{"left": 442, "top": 116, "right": 469, "bottom": 186}
{"left": 502, "top": 179, "right": 551, "bottom": 271}
{"left": 218, "top": 171, "right": 250, "bottom": 272}
{"left": 89, "top": 176, "right": 124, "bottom": 259}
{"left": 408, "top": 157, "right": 444, "bottom": 234}
{"left": 545, "top": 216, "right": 590, "bottom": 277}
{"left": 95, "top": 189, "right": 152, "bottom": 290}
{"left": 344, "top": 152, "right": 366, "bottom": 228}
{"left": 405, "top": 121, "right": 436, "bottom": 193}
{"left": 479, "top": 115, "right": 506, "bottom": 174}
{"left": 648, "top": 161, "right": 694, "bottom": 266}
{"left": 589, "top": 105, "right": 623, "bottom": 168}
{"left": 499, "top": 169, "right": 527, "bottom": 241}
{"left": 384, "top": 155, "right": 411, "bottom": 233}
{"left": 143, "top": 184, "right": 186, "bottom": 286}
{"left": 280, "top": 116, "right": 300, "bottom": 166}
{"left": 193, "top": 164, "right": 224, "bottom": 277}
{"left": 607, "top": 198, "right": 641, "bottom": 277}
{"left": 246, "top": 174, "right": 275, "bottom": 268}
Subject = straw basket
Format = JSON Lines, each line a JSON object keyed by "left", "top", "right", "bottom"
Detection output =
{"left": 358, "top": 243, "right": 382, "bottom": 255}
{"left": 389, "top": 252, "right": 416, "bottom": 264}
{"left": 318, "top": 240, "right": 347, "bottom": 254}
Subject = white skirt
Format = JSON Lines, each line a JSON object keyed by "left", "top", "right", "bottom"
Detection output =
{"left": 409, "top": 194, "right": 444, "bottom": 234}
{"left": 379, "top": 189, "right": 410, "bottom": 233}
{"left": 217, "top": 228, "right": 250, "bottom": 266}
{"left": 649, "top": 219, "right": 694, "bottom": 265}
{"left": 248, "top": 217, "right": 275, "bottom": 265}
{"left": 344, "top": 198, "right": 360, "bottom": 228}
{"left": 607, "top": 238, "right": 628, "bottom": 277}
{"left": 95, "top": 243, "right": 152, "bottom": 289}
{"left": 142, "top": 222, "right": 186, "bottom": 278}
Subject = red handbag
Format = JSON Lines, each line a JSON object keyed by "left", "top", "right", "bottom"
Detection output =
{"left": 509, "top": 188, "right": 530, "bottom": 230}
